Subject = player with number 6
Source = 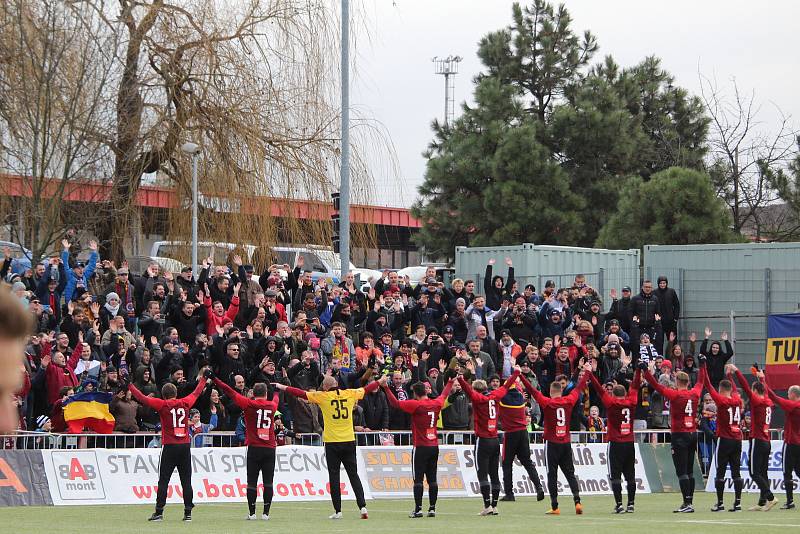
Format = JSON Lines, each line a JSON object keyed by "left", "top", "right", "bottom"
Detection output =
{"left": 458, "top": 367, "right": 521, "bottom": 516}
{"left": 128, "top": 369, "right": 210, "bottom": 522}
{"left": 212, "top": 374, "right": 280, "bottom": 520}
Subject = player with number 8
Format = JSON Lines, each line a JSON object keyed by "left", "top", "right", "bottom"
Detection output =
{"left": 128, "top": 371, "right": 210, "bottom": 522}
{"left": 519, "top": 363, "right": 591, "bottom": 516}
{"left": 642, "top": 355, "right": 707, "bottom": 513}
{"left": 212, "top": 375, "right": 280, "bottom": 520}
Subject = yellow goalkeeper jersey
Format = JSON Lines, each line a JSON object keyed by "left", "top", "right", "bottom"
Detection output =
{"left": 306, "top": 388, "right": 366, "bottom": 443}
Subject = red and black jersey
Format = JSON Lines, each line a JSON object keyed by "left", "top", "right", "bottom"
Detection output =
{"left": 763, "top": 378, "right": 800, "bottom": 445}
{"left": 458, "top": 371, "right": 519, "bottom": 438}
{"left": 588, "top": 370, "right": 641, "bottom": 442}
{"left": 733, "top": 369, "right": 773, "bottom": 442}
{"left": 644, "top": 366, "right": 706, "bottom": 433}
{"left": 383, "top": 380, "right": 454, "bottom": 447}
{"left": 521, "top": 372, "right": 589, "bottom": 444}
{"left": 214, "top": 378, "right": 279, "bottom": 447}
{"left": 129, "top": 380, "right": 205, "bottom": 445}
{"left": 703, "top": 371, "right": 743, "bottom": 440}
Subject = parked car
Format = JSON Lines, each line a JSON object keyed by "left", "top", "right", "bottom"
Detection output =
{"left": 0, "top": 240, "right": 35, "bottom": 276}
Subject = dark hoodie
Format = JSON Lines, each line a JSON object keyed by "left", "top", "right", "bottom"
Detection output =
{"left": 655, "top": 276, "right": 680, "bottom": 326}
{"left": 133, "top": 366, "right": 158, "bottom": 397}
{"left": 484, "top": 263, "right": 515, "bottom": 311}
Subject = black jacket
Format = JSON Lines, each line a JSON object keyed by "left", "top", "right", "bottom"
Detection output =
{"left": 630, "top": 291, "right": 660, "bottom": 329}
{"left": 608, "top": 297, "right": 634, "bottom": 333}
{"left": 655, "top": 283, "right": 680, "bottom": 325}
{"left": 360, "top": 389, "right": 390, "bottom": 430}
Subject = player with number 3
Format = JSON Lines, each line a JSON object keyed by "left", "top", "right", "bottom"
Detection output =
{"left": 520, "top": 364, "right": 591, "bottom": 516}
{"left": 587, "top": 367, "right": 643, "bottom": 513}
{"left": 458, "top": 368, "right": 521, "bottom": 516}
{"left": 212, "top": 375, "right": 280, "bottom": 520}
{"left": 129, "top": 371, "right": 210, "bottom": 522}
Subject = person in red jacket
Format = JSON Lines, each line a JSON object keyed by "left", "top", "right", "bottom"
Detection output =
{"left": 42, "top": 343, "right": 80, "bottom": 407}
{"left": 212, "top": 376, "right": 280, "bottom": 521}
{"left": 757, "top": 368, "right": 800, "bottom": 509}
{"left": 703, "top": 365, "right": 744, "bottom": 512}
{"left": 381, "top": 375, "right": 454, "bottom": 518}
{"left": 458, "top": 369, "right": 520, "bottom": 516}
{"left": 731, "top": 365, "right": 778, "bottom": 511}
{"left": 498, "top": 378, "right": 545, "bottom": 503}
{"left": 642, "top": 358, "right": 707, "bottom": 513}
{"left": 521, "top": 363, "right": 591, "bottom": 516}
{"left": 587, "top": 368, "right": 642, "bottom": 514}
{"left": 129, "top": 373, "right": 208, "bottom": 522}
{"left": 203, "top": 282, "right": 241, "bottom": 335}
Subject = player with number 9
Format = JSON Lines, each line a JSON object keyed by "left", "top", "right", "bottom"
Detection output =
{"left": 212, "top": 376, "right": 280, "bottom": 520}
{"left": 520, "top": 364, "right": 591, "bottom": 516}
{"left": 380, "top": 375, "right": 455, "bottom": 518}
{"left": 129, "top": 371, "right": 209, "bottom": 522}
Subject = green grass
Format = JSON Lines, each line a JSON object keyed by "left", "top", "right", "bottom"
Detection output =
{"left": 2, "top": 493, "right": 800, "bottom": 533}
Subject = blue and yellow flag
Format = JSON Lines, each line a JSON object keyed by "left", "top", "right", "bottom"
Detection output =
{"left": 766, "top": 313, "right": 800, "bottom": 389}
{"left": 63, "top": 391, "right": 115, "bottom": 434}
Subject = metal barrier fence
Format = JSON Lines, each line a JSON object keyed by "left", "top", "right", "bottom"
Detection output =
{"left": 3, "top": 428, "right": 785, "bottom": 477}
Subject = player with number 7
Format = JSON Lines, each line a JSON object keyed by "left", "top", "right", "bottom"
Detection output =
{"left": 212, "top": 374, "right": 280, "bottom": 521}
{"left": 128, "top": 370, "right": 210, "bottom": 522}
{"left": 379, "top": 374, "right": 455, "bottom": 518}
{"left": 519, "top": 363, "right": 591, "bottom": 516}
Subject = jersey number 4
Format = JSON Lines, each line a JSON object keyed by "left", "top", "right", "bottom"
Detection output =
{"left": 331, "top": 399, "right": 349, "bottom": 420}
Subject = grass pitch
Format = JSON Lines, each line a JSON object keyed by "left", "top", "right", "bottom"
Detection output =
{"left": 2, "top": 493, "right": 799, "bottom": 533}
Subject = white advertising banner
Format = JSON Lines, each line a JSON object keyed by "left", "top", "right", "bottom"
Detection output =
{"left": 704, "top": 439, "right": 800, "bottom": 493}
{"left": 41, "top": 446, "right": 370, "bottom": 506}
{"left": 41, "top": 442, "right": 650, "bottom": 505}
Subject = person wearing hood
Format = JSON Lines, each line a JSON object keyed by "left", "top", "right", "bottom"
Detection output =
{"left": 655, "top": 276, "right": 680, "bottom": 353}
{"left": 484, "top": 258, "right": 515, "bottom": 311}
{"left": 498, "top": 376, "right": 545, "bottom": 502}
{"left": 98, "top": 291, "right": 125, "bottom": 333}
{"left": 110, "top": 387, "right": 139, "bottom": 433}
{"left": 133, "top": 365, "right": 159, "bottom": 397}
{"left": 699, "top": 327, "right": 735, "bottom": 388}
{"left": 681, "top": 354, "right": 699, "bottom": 387}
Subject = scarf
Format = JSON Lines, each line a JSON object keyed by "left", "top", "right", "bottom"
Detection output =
{"left": 104, "top": 301, "right": 120, "bottom": 316}
{"left": 502, "top": 342, "right": 514, "bottom": 378}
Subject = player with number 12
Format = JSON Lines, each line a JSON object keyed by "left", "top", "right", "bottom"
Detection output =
{"left": 129, "top": 370, "right": 210, "bottom": 522}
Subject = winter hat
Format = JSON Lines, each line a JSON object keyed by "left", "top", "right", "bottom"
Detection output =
{"left": 11, "top": 281, "right": 26, "bottom": 292}
{"left": 106, "top": 292, "right": 120, "bottom": 302}
{"left": 36, "top": 415, "right": 50, "bottom": 430}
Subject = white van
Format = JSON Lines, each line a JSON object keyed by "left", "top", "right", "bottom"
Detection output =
{"left": 149, "top": 241, "right": 379, "bottom": 287}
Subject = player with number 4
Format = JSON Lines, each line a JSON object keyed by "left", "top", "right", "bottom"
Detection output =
{"left": 520, "top": 363, "right": 591, "bottom": 516}
{"left": 128, "top": 370, "right": 210, "bottom": 522}
{"left": 458, "top": 368, "right": 521, "bottom": 516}
{"left": 274, "top": 376, "right": 380, "bottom": 520}
{"left": 212, "top": 374, "right": 280, "bottom": 520}
{"left": 642, "top": 355, "right": 707, "bottom": 513}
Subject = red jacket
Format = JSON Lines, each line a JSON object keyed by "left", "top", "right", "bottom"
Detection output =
{"left": 204, "top": 295, "right": 240, "bottom": 335}
{"left": 45, "top": 346, "right": 80, "bottom": 406}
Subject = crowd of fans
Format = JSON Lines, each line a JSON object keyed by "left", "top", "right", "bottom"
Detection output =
{"left": 3, "top": 240, "right": 739, "bottom": 452}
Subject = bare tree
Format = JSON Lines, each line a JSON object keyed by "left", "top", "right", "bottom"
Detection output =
{"left": 700, "top": 76, "right": 798, "bottom": 240}
{"left": 0, "top": 0, "right": 115, "bottom": 260}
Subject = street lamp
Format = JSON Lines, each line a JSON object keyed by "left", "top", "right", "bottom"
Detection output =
{"left": 180, "top": 142, "right": 200, "bottom": 274}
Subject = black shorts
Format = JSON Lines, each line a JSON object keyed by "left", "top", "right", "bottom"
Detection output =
{"left": 413, "top": 445, "right": 439, "bottom": 484}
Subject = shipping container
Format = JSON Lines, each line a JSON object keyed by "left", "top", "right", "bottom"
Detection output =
{"left": 454, "top": 243, "right": 640, "bottom": 309}
{"left": 644, "top": 242, "right": 800, "bottom": 369}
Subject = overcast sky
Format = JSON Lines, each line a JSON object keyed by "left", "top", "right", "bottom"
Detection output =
{"left": 351, "top": 0, "right": 800, "bottom": 208}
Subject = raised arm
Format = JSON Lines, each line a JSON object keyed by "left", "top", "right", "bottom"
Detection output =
{"left": 587, "top": 372, "right": 612, "bottom": 405}
{"left": 518, "top": 372, "right": 548, "bottom": 407}
{"left": 381, "top": 384, "right": 417, "bottom": 414}
{"left": 691, "top": 364, "right": 708, "bottom": 396}
{"left": 627, "top": 369, "right": 642, "bottom": 402}
{"left": 213, "top": 377, "right": 248, "bottom": 409}
{"left": 565, "top": 370, "right": 590, "bottom": 403}
{"left": 276, "top": 383, "right": 309, "bottom": 400}
{"left": 642, "top": 369, "right": 673, "bottom": 399}
{"left": 129, "top": 383, "right": 163, "bottom": 410}
{"left": 363, "top": 380, "right": 381, "bottom": 394}
{"left": 733, "top": 368, "right": 753, "bottom": 399}
{"left": 502, "top": 369, "right": 520, "bottom": 390}
{"left": 457, "top": 375, "right": 481, "bottom": 402}
{"left": 183, "top": 378, "right": 209, "bottom": 407}
{"left": 437, "top": 377, "right": 455, "bottom": 403}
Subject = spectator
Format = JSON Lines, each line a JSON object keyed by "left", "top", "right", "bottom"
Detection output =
{"left": 60, "top": 239, "right": 99, "bottom": 303}
{"left": 655, "top": 276, "right": 680, "bottom": 352}
{"left": 608, "top": 287, "right": 634, "bottom": 334}
{"left": 484, "top": 258, "right": 515, "bottom": 311}
{"left": 700, "top": 327, "right": 734, "bottom": 388}
{"left": 110, "top": 388, "right": 139, "bottom": 433}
